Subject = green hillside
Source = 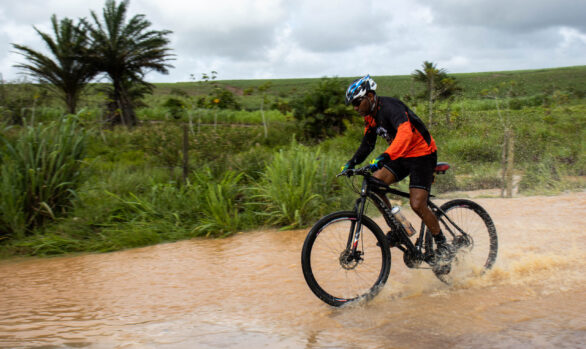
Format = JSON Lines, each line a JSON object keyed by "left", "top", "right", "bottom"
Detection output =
{"left": 150, "top": 65, "right": 586, "bottom": 105}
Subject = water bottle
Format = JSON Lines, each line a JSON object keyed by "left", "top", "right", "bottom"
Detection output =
{"left": 391, "top": 206, "right": 417, "bottom": 237}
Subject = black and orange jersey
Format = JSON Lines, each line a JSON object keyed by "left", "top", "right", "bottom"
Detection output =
{"left": 347, "top": 96, "right": 437, "bottom": 167}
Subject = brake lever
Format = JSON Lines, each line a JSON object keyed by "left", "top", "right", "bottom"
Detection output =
{"left": 336, "top": 169, "right": 353, "bottom": 178}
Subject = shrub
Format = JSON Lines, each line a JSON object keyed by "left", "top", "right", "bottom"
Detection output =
{"left": 209, "top": 87, "right": 240, "bottom": 110}
{"left": 0, "top": 116, "right": 86, "bottom": 238}
{"left": 253, "top": 140, "right": 339, "bottom": 229}
{"left": 192, "top": 168, "right": 247, "bottom": 236}
{"left": 230, "top": 145, "right": 274, "bottom": 180}
{"left": 162, "top": 97, "right": 187, "bottom": 119}
{"left": 292, "top": 77, "right": 355, "bottom": 140}
{"left": 0, "top": 82, "right": 52, "bottom": 125}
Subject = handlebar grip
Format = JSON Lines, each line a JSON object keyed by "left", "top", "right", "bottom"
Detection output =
{"left": 336, "top": 169, "right": 352, "bottom": 177}
{"left": 336, "top": 166, "right": 372, "bottom": 178}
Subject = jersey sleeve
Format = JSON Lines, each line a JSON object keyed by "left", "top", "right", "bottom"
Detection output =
{"left": 348, "top": 123, "right": 377, "bottom": 166}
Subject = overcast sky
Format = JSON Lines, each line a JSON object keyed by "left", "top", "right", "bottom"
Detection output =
{"left": 1, "top": 0, "right": 585, "bottom": 83}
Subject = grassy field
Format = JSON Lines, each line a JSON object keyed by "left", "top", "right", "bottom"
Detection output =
{"left": 0, "top": 65, "right": 585, "bottom": 258}
{"left": 147, "top": 65, "right": 586, "bottom": 108}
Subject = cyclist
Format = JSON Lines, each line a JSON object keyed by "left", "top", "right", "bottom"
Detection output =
{"left": 341, "top": 75, "right": 452, "bottom": 263}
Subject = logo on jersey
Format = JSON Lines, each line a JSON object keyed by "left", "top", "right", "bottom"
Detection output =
{"left": 376, "top": 126, "right": 392, "bottom": 142}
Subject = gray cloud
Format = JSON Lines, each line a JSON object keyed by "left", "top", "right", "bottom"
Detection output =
{"left": 0, "top": 0, "right": 585, "bottom": 83}
{"left": 176, "top": 25, "right": 279, "bottom": 61}
{"left": 287, "top": 1, "right": 394, "bottom": 53}
{"left": 423, "top": 0, "right": 586, "bottom": 33}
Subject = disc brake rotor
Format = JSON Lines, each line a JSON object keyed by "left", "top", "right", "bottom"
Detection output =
{"left": 339, "top": 249, "right": 362, "bottom": 270}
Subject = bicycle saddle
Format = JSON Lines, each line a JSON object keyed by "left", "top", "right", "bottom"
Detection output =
{"left": 435, "top": 162, "right": 450, "bottom": 174}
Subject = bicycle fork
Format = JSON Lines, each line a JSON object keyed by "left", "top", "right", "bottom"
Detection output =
{"left": 345, "top": 180, "right": 370, "bottom": 260}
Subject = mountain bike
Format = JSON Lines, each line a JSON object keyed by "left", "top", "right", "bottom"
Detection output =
{"left": 301, "top": 163, "right": 498, "bottom": 307}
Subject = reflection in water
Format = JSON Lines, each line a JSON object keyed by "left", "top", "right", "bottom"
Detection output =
{"left": 1, "top": 192, "right": 585, "bottom": 348}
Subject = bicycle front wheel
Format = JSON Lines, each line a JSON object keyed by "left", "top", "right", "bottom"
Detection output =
{"left": 435, "top": 199, "right": 498, "bottom": 283}
{"left": 301, "top": 211, "right": 391, "bottom": 307}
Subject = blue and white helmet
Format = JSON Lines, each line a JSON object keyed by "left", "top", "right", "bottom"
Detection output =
{"left": 345, "top": 75, "right": 377, "bottom": 105}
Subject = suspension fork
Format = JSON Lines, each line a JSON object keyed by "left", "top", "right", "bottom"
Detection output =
{"left": 347, "top": 178, "right": 369, "bottom": 253}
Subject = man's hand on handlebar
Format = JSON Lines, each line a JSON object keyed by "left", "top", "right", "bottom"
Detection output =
{"left": 336, "top": 166, "right": 372, "bottom": 178}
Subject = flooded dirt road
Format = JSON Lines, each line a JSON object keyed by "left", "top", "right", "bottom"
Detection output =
{"left": 1, "top": 192, "right": 585, "bottom": 348}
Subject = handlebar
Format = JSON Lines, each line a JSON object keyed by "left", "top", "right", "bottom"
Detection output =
{"left": 336, "top": 166, "right": 372, "bottom": 178}
{"left": 337, "top": 165, "right": 410, "bottom": 198}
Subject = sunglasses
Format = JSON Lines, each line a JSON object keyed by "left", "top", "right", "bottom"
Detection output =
{"left": 352, "top": 97, "right": 365, "bottom": 107}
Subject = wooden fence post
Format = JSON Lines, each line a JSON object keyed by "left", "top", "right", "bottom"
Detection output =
{"left": 183, "top": 125, "right": 189, "bottom": 184}
{"left": 501, "top": 128, "right": 515, "bottom": 198}
{"left": 505, "top": 129, "right": 515, "bottom": 197}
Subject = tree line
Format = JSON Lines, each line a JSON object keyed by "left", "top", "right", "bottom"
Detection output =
{"left": 11, "top": 0, "right": 174, "bottom": 126}
{"left": 10, "top": 0, "right": 461, "bottom": 131}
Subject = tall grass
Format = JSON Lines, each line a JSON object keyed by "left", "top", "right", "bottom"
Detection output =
{"left": 253, "top": 140, "right": 340, "bottom": 229}
{"left": 192, "top": 169, "right": 247, "bottom": 237}
{"left": 0, "top": 116, "right": 86, "bottom": 238}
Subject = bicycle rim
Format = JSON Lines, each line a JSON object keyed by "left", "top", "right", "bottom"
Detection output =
{"left": 301, "top": 212, "right": 390, "bottom": 307}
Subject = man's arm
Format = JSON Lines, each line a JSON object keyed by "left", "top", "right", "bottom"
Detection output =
{"left": 346, "top": 126, "right": 377, "bottom": 168}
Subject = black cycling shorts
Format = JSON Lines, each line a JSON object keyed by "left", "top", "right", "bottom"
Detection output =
{"left": 383, "top": 152, "right": 437, "bottom": 192}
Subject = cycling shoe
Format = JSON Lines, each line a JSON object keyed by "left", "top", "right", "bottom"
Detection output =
{"left": 432, "top": 243, "right": 455, "bottom": 275}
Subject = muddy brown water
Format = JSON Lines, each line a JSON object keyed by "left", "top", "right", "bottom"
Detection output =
{"left": 1, "top": 192, "right": 585, "bottom": 348}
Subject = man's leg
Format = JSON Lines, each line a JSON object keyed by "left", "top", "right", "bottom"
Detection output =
{"left": 373, "top": 168, "right": 396, "bottom": 208}
{"left": 411, "top": 188, "right": 452, "bottom": 267}
{"left": 405, "top": 152, "right": 444, "bottom": 241}
{"left": 409, "top": 188, "right": 440, "bottom": 236}
{"left": 373, "top": 167, "right": 396, "bottom": 184}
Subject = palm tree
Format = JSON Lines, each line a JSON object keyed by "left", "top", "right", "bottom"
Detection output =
{"left": 82, "top": 0, "right": 174, "bottom": 126}
{"left": 412, "top": 61, "right": 461, "bottom": 127}
{"left": 12, "top": 15, "right": 96, "bottom": 115}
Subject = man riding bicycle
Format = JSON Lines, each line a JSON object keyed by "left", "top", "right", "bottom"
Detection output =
{"left": 341, "top": 75, "right": 452, "bottom": 262}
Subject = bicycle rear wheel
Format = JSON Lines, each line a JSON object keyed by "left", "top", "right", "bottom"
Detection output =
{"left": 434, "top": 199, "right": 498, "bottom": 283}
{"left": 301, "top": 211, "right": 391, "bottom": 307}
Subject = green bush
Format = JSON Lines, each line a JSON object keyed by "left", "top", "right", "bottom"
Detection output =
{"left": 192, "top": 169, "right": 247, "bottom": 237}
{"left": 0, "top": 81, "right": 51, "bottom": 125}
{"left": 194, "top": 87, "right": 240, "bottom": 110}
{"left": 253, "top": 140, "right": 340, "bottom": 229}
{"left": 292, "top": 77, "right": 356, "bottom": 139}
{"left": 0, "top": 116, "right": 86, "bottom": 238}
{"left": 230, "top": 145, "right": 274, "bottom": 180}
{"left": 162, "top": 97, "right": 187, "bottom": 119}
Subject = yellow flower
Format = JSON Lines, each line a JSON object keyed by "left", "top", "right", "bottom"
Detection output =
{"left": 213, "top": 98, "right": 220, "bottom": 104}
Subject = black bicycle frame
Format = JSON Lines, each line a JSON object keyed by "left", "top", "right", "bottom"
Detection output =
{"left": 347, "top": 174, "right": 469, "bottom": 265}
